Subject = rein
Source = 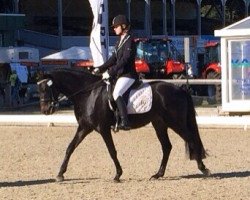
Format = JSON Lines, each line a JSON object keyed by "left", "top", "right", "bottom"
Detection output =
{"left": 61, "top": 79, "right": 104, "bottom": 101}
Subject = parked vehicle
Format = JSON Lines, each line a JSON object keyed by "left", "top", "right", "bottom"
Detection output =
{"left": 201, "top": 41, "right": 221, "bottom": 78}
{"left": 134, "top": 38, "right": 186, "bottom": 79}
{"left": 198, "top": 41, "right": 221, "bottom": 103}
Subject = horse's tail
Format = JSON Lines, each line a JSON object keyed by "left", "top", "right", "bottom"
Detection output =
{"left": 185, "top": 92, "right": 207, "bottom": 160}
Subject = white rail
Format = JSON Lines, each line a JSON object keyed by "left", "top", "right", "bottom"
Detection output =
{"left": 144, "top": 79, "right": 221, "bottom": 85}
{"left": 0, "top": 114, "right": 249, "bottom": 128}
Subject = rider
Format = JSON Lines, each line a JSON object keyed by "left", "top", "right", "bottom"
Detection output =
{"left": 94, "top": 14, "right": 139, "bottom": 130}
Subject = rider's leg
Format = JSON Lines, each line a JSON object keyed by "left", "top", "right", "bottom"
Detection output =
{"left": 113, "top": 77, "right": 135, "bottom": 130}
{"left": 116, "top": 96, "right": 130, "bottom": 130}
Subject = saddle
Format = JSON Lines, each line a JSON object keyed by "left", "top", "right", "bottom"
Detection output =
{"left": 106, "top": 80, "right": 153, "bottom": 114}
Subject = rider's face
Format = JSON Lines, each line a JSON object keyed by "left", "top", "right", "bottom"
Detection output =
{"left": 113, "top": 25, "right": 123, "bottom": 36}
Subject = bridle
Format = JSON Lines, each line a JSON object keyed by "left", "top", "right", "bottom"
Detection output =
{"left": 37, "top": 79, "right": 61, "bottom": 111}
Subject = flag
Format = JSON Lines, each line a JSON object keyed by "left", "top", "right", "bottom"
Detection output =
{"left": 88, "top": 0, "right": 109, "bottom": 67}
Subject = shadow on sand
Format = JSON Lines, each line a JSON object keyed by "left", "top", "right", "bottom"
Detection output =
{"left": 1, "top": 171, "right": 249, "bottom": 187}
{"left": 143, "top": 170, "right": 250, "bottom": 181}
{"left": 0, "top": 177, "right": 100, "bottom": 188}
{"left": 0, "top": 179, "right": 55, "bottom": 188}
{"left": 180, "top": 170, "right": 250, "bottom": 179}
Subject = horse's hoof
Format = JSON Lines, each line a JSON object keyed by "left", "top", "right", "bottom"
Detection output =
{"left": 149, "top": 174, "right": 160, "bottom": 180}
{"left": 113, "top": 176, "right": 121, "bottom": 183}
{"left": 56, "top": 175, "right": 64, "bottom": 182}
{"left": 202, "top": 168, "right": 211, "bottom": 176}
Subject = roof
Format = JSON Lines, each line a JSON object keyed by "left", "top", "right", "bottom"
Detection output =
{"left": 215, "top": 16, "right": 250, "bottom": 37}
{"left": 42, "top": 46, "right": 115, "bottom": 61}
{"left": 41, "top": 46, "right": 92, "bottom": 60}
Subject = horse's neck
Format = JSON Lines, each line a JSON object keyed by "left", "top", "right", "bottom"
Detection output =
{"left": 54, "top": 71, "right": 100, "bottom": 97}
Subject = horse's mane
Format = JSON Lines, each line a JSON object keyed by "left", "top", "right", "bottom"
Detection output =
{"left": 46, "top": 67, "right": 102, "bottom": 91}
{"left": 52, "top": 67, "right": 94, "bottom": 77}
{"left": 48, "top": 67, "right": 101, "bottom": 82}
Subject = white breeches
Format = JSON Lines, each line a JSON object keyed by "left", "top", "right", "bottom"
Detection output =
{"left": 113, "top": 77, "right": 135, "bottom": 101}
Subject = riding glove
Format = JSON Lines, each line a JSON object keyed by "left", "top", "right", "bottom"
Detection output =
{"left": 102, "top": 71, "right": 110, "bottom": 80}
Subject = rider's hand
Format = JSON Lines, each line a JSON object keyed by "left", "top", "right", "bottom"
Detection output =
{"left": 92, "top": 67, "right": 100, "bottom": 75}
{"left": 102, "top": 71, "right": 110, "bottom": 80}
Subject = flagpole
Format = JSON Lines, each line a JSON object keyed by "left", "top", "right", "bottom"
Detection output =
{"left": 58, "top": 0, "right": 63, "bottom": 50}
{"left": 103, "top": 0, "right": 109, "bottom": 61}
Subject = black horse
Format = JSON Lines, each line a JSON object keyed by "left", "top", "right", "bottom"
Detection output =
{"left": 37, "top": 67, "right": 210, "bottom": 182}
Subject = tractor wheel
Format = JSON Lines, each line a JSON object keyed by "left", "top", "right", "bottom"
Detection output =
{"left": 207, "top": 71, "right": 221, "bottom": 104}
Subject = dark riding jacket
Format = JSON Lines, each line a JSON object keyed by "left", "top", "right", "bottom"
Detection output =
{"left": 99, "top": 33, "right": 138, "bottom": 80}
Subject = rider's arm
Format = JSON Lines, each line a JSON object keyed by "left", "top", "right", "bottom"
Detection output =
{"left": 98, "top": 50, "right": 117, "bottom": 73}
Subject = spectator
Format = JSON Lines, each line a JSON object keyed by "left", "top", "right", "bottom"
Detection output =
{"left": 9, "top": 70, "right": 21, "bottom": 106}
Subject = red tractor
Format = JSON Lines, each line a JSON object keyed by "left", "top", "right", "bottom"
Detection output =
{"left": 201, "top": 41, "right": 221, "bottom": 103}
{"left": 202, "top": 41, "right": 221, "bottom": 79}
{"left": 74, "top": 38, "right": 186, "bottom": 79}
{"left": 134, "top": 38, "right": 186, "bottom": 79}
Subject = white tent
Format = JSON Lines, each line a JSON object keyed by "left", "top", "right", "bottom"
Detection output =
{"left": 41, "top": 46, "right": 114, "bottom": 61}
{"left": 41, "top": 46, "right": 92, "bottom": 60}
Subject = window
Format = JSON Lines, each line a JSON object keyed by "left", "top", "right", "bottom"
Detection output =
{"left": 19, "top": 52, "right": 29, "bottom": 60}
{"left": 229, "top": 40, "right": 250, "bottom": 100}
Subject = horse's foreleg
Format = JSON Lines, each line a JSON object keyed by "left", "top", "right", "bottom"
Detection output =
{"left": 56, "top": 127, "right": 91, "bottom": 182}
{"left": 150, "top": 121, "right": 172, "bottom": 180}
{"left": 100, "top": 129, "right": 122, "bottom": 182}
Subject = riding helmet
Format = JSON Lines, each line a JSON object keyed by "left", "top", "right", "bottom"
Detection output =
{"left": 111, "top": 15, "right": 130, "bottom": 27}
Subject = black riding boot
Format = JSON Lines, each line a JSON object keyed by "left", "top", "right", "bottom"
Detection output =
{"left": 116, "top": 96, "right": 130, "bottom": 130}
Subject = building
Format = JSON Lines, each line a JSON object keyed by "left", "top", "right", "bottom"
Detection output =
{"left": 1, "top": 0, "right": 250, "bottom": 54}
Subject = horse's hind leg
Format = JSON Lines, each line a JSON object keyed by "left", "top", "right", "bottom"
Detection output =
{"left": 150, "top": 121, "right": 172, "bottom": 180}
{"left": 56, "top": 126, "right": 92, "bottom": 182}
{"left": 172, "top": 126, "right": 211, "bottom": 176}
{"left": 197, "top": 157, "right": 211, "bottom": 176}
{"left": 100, "top": 129, "right": 122, "bottom": 182}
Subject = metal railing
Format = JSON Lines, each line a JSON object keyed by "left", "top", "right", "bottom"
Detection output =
{"left": 144, "top": 79, "right": 221, "bottom": 85}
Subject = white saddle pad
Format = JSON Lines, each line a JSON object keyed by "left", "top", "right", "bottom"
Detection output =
{"left": 127, "top": 83, "right": 152, "bottom": 114}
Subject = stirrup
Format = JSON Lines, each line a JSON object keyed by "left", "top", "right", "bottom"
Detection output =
{"left": 111, "top": 122, "right": 119, "bottom": 132}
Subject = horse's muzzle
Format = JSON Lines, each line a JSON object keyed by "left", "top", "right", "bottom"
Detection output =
{"left": 40, "top": 102, "right": 57, "bottom": 115}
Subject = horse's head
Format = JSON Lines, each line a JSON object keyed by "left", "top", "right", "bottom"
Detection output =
{"left": 37, "top": 78, "right": 60, "bottom": 115}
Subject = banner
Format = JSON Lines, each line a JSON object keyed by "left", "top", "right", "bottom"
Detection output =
{"left": 88, "top": 0, "right": 109, "bottom": 67}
